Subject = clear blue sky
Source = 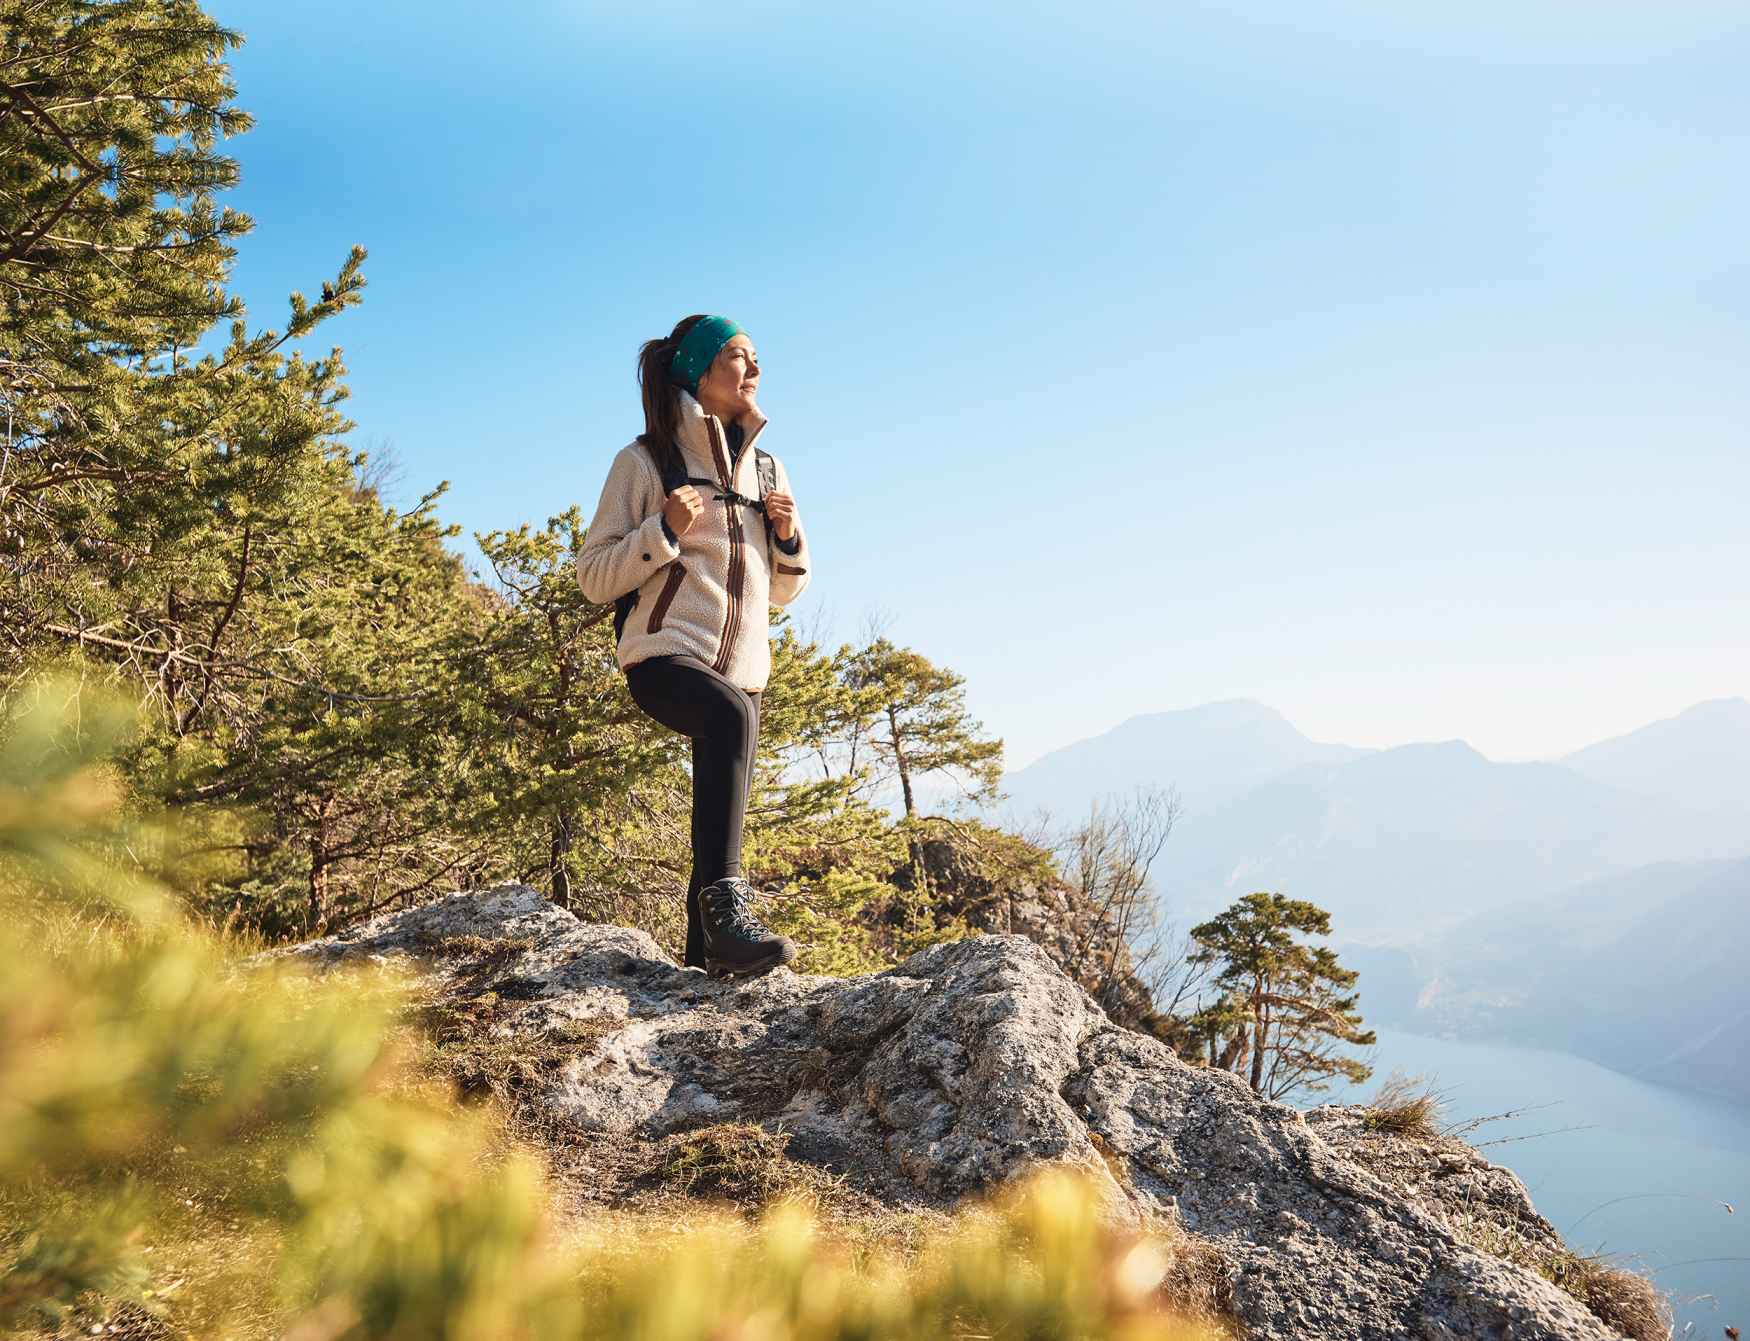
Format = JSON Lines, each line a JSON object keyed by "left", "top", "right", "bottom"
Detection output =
{"left": 208, "top": 0, "right": 1748, "bottom": 771}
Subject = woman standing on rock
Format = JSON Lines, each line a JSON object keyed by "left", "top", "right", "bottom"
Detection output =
{"left": 576, "top": 315, "right": 810, "bottom": 980}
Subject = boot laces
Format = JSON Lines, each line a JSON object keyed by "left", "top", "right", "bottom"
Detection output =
{"left": 706, "top": 877, "right": 772, "bottom": 938}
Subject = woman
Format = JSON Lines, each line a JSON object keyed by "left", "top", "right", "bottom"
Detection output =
{"left": 576, "top": 315, "right": 811, "bottom": 979}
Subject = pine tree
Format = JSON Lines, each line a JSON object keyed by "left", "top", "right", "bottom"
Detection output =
{"left": 1, "top": 0, "right": 367, "bottom": 706}
{"left": 840, "top": 636, "right": 1003, "bottom": 894}
{"left": 843, "top": 637, "right": 1004, "bottom": 820}
{"left": 462, "top": 508, "right": 671, "bottom": 910}
{"left": 0, "top": 2, "right": 516, "bottom": 937}
{"left": 1187, "top": 891, "right": 1375, "bottom": 1101}
{"left": 136, "top": 445, "right": 491, "bottom": 933}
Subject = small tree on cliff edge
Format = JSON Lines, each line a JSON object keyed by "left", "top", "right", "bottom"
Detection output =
{"left": 843, "top": 636, "right": 1004, "bottom": 892}
{"left": 1189, "top": 892, "right": 1375, "bottom": 1102}
{"left": 843, "top": 637, "right": 1003, "bottom": 820}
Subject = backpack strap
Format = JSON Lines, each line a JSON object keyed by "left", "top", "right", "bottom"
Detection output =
{"left": 612, "top": 442, "right": 705, "bottom": 644}
{"left": 745, "top": 448, "right": 779, "bottom": 536}
{"left": 612, "top": 444, "right": 776, "bottom": 645}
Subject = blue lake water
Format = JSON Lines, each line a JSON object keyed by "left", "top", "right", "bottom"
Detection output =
{"left": 1309, "top": 1028, "right": 1750, "bottom": 1336}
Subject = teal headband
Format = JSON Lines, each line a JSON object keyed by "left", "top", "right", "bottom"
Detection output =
{"left": 669, "top": 315, "right": 743, "bottom": 394}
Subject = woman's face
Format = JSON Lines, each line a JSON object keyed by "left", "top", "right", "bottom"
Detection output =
{"left": 695, "top": 332, "right": 760, "bottom": 424}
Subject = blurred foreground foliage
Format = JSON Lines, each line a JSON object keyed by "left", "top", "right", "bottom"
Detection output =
{"left": 0, "top": 671, "right": 1226, "bottom": 1340}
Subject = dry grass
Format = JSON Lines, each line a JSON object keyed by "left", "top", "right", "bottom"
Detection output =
{"left": 1445, "top": 1208, "right": 1672, "bottom": 1341}
{"left": 1544, "top": 1250, "right": 1671, "bottom": 1341}
{"left": 415, "top": 992, "right": 614, "bottom": 1106}
{"left": 394, "top": 931, "right": 621, "bottom": 1110}
{"left": 1145, "top": 1222, "right": 1234, "bottom": 1330}
{"left": 1346, "top": 1070, "right": 1671, "bottom": 1341}
{"left": 652, "top": 1123, "right": 825, "bottom": 1206}
{"left": 1359, "top": 1070, "right": 1445, "bottom": 1140}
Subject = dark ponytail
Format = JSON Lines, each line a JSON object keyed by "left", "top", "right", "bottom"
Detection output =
{"left": 635, "top": 314, "right": 709, "bottom": 481}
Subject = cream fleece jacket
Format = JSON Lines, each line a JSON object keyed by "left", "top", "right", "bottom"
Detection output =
{"left": 575, "top": 388, "right": 812, "bottom": 692}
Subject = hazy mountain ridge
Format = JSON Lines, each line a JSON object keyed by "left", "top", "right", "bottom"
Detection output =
{"left": 989, "top": 695, "right": 1750, "bottom": 1105}
{"left": 994, "top": 696, "right": 1750, "bottom": 940}
{"left": 1560, "top": 697, "right": 1750, "bottom": 818}
{"left": 1171, "top": 746, "right": 1742, "bottom": 938}
{"left": 998, "top": 699, "right": 1371, "bottom": 821}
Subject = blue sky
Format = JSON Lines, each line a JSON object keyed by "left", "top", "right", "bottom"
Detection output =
{"left": 208, "top": 0, "right": 1748, "bottom": 771}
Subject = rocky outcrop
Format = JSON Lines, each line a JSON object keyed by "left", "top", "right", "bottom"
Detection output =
{"left": 890, "top": 834, "right": 1165, "bottom": 1034}
{"left": 292, "top": 885, "right": 1635, "bottom": 1341}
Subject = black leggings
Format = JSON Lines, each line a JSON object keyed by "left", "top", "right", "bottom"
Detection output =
{"left": 624, "top": 654, "right": 762, "bottom": 892}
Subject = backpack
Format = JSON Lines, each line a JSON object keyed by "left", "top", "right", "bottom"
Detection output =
{"left": 611, "top": 441, "right": 778, "bottom": 645}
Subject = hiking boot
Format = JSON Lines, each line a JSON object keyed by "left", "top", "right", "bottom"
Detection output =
{"left": 699, "top": 876, "right": 796, "bottom": 979}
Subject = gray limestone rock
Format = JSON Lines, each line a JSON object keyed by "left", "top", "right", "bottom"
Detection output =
{"left": 288, "top": 885, "right": 1633, "bottom": 1341}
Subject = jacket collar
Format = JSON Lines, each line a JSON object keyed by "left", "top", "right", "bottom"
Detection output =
{"left": 675, "top": 387, "right": 769, "bottom": 491}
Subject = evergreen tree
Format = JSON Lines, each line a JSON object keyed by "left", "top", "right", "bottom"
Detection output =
{"left": 748, "top": 621, "right": 900, "bottom": 874}
{"left": 843, "top": 637, "right": 1004, "bottom": 819}
{"left": 462, "top": 508, "right": 670, "bottom": 910}
{"left": 0, "top": 1, "right": 506, "bottom": 937}
{"left": 135, "top": 444, "right": 491, "bottom": 933}
{"left": 1187, "top": 891, "right": 1375, "bottom": 1101}
{"left": 1, "top": 0, "right": 367, "bottom": 706}
{"left": 840, "top": 636, "right": 1004, "bottom": 894}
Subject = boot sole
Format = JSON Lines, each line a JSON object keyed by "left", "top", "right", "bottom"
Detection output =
{"left": 705, "top": 944, "right": 796, "bottom": 980}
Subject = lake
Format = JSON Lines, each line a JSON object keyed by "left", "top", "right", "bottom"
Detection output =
{"left": 1310, "top": 1028, "right": 1750, "bottom": 1336}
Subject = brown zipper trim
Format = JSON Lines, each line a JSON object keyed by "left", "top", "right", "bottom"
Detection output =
{"left": 728, "top": 418, "right": 772, "bottom": 657}
{"left": 646, "top": 560, "right": 687, "bottom": 633}
{"left": 707, "top": 419, "right": 744, "bottom": 675}
{"left": 775, "top": 562, "right": 806, "bottom": 575}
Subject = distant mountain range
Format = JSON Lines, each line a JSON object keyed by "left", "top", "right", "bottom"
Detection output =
{"left": 991, "top": 697, "right": 1750, "bottom": 939}
{"left": 1560, "top": 697, "right": 1750, "bottom": 818}
{"left": 994, "top": 698, "right": 1371, "bottom": 821}
{"left": 985, "top": 695, "right": 1750, "bottom": 1105}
